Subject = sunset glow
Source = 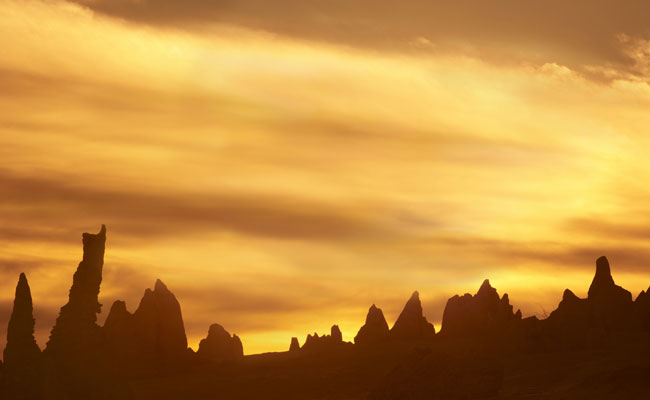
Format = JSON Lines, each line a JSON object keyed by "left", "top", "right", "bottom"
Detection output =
{"left": 2, "top": 0, "right": 650, "bottom": 355}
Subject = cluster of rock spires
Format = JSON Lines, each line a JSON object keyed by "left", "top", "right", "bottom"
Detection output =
{"left": 3, "top": 225, "right": 650, "bottom": 399}
{"left": 0, "top": 226, "right": 244, "bottom": 399}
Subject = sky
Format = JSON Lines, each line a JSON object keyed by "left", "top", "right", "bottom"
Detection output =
{"left": 1, "top": 0, "right": 650, "bottom": 356}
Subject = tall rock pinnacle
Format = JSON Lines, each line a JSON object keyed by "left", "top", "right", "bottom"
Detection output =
{"left": 48, "top": 224, "right": 106, "bottom": 346}
{"left": 354, "top": 304, "right": 389, "bottom": 345}
{"left": 2, "top": 273, "right": 42, "bottom": 398}
{"left": 390, "top": 291, "right": 436, "bottom": 341}
{"left": 43, "top": 225, "right": 130, "bottom": 398}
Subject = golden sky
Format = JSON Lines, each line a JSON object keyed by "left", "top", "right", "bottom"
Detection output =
{"left": 2, "top": 0, "right": 650, "bottom": 355}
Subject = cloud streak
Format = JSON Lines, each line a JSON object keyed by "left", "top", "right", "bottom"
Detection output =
{"left": 73, "top": 0, "right": 650, "bottom": 80}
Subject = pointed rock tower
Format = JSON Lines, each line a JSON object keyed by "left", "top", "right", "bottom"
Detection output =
{"left": 587, "top": 256, "right": 633, "bottom": 328}
{"left": 2, "top": 273, "right": 42, "bottom": 398}
{"left": 588, "top": 256, "right": 632, "bottom": 302}
{"left": 196, "top": 324, "right": 243, "bottom": 362}
{"left": 354, "top": 304, "right": 389, "bottom": 345}
{"left": 389, "top": 291, "right": 436, "bottom": 341}
{"left": 544, "top": 256, "right": 635, "bottom": 350}
{"left": 440, "top": 279, "right": 521, "bottom": 338}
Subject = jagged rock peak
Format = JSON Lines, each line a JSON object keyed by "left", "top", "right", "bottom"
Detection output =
{"left": 440, "top": 279, "right": 519, "bottom": 337}
{"left": 197, "top": 323, "right": 243, "bottom": 362}
{"left": 390, "top": 291, "right": 436, "bottom": 340}
{"left": 563, "top": 289, "right": 579, "bottom": 302}
{"left": 354, "top": 304, "right": 390, "bottom": 345}
{"left": 302, "top": 325, "right": 349, "bottom": 351}
{"left": 3, "top": 272, "right": 41, "bottom": 368}
{"left": 289, "top": 337, "right": 300, "bottom": 352}
{"left": 478, "top": 279, "right": 494, "bottom": 293}
{"left": 155, "top": 278, "right": 169, "bottom": 292}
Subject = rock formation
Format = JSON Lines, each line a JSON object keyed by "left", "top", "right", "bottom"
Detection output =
{"left": 301, "top": 325, "right": 350, "bottom": 352}
{"left": 43, "top": 225, "right": 131, "bottom": 399}
{"left": 389, "top": 291, "right": 436, "bottom": 341}
{"left": 196, "top": 324, "right": 243, "bottom": 362}
{"left": 104, "top": 279, "right": 189, "bottom": 375}
{"left": 588, "top": 256, "right": 634, "bottom": 329}
{"left": 1, "top": 273, "right": 42, "bottom": 399}
{"left": 634, "top": 287, "right": 650, "bottom": 330}
{"left": 289, "top": 337, "right": 300, "bottom": 352}
{"left": 354, "top": 304, "right": 389, "bottom": 345}
{"left": 544, "top": 256, "right": 635, "bottom": 350}
{"left": 440, "top": 279, "right": 521, "bottom": 338}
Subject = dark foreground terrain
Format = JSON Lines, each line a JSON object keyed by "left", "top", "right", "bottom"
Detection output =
{"left": 2, "top": 225, "right": 650, "bottom": 399}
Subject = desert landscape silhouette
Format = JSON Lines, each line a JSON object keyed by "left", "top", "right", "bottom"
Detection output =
{"left": 2, "top": 225, "right": 650, "bottom": 399}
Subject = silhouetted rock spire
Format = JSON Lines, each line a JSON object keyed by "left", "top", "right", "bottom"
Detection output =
{"left": 2, "top": 273, "right": 42, "bottom": 399}
{"left": 135, "top": 279, "right": 188, "bottom": 360}
{"left": 354, "top": 304, "right": 389, "bottom": 345}
{"left": 43, "top": 225, "right": 130, "bottom": 398}
{"left": 588, "top": 256, "right": 615, "bottom": 296}
{"left": 390, "top": 291, "right": 436, "bottom": 341}
{"left": 48, "top": 225, "right": 106, "bottom": 347}
{"left": 289, "top": 337, "right": 300, "bottom": 352}
{"left": 104, "top": 279, "right": 189, "bottom": 375}
{"left": 587, "top": 256, "right": 632, "bottom": 303}
{"left": 4, "top": 273, "right": 41, "bottom": 367}
{"left": 197, "top": 324, "right": 244, "bottom": 362}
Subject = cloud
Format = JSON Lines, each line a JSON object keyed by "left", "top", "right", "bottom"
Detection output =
{"left": 0, "top": 168, "right": 391, "bottom": 244}
{"left": 71, "top": 0, "right": 650, "bottom": 80}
